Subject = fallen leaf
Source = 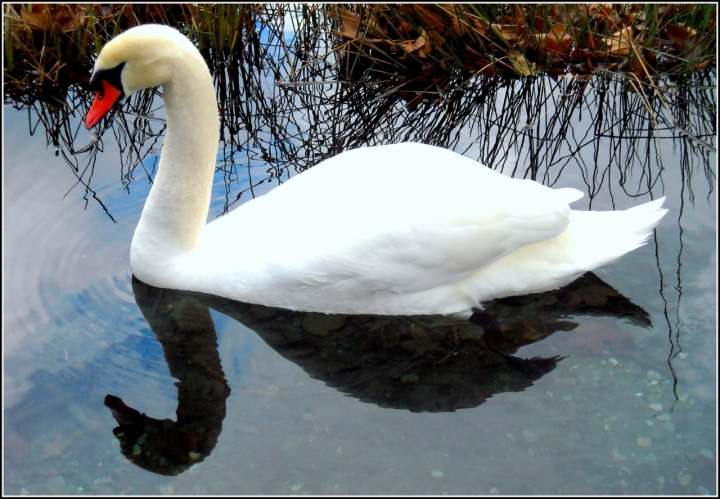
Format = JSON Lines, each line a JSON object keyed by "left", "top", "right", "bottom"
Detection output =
{"left": 586, "top": 34, "right": 600, "bottom": 50}
{"left": 20, "top": 5, "right": 53, "bottom": 30}
{"left": 55, "top": 5, "right": 88, "bottom": 33}
{"left": 533, "top": 23, "right": 573, "bottom": 55}
{"left": 398, "top": 30, "right": 431, "bottom": 58}
{"left": 469, "top": 16, "right": 489, "bottom": 36}
{"left": 603, "top": 26, "right": 634, "bottom": 56}
{"left": 335, "top": 8, "right": 362, "bottom": 39}
{"left": 665, "top": 24, "right": 698, "bottom": 49}
{"left": 492, "top": 24, "right": 520, "bottom": 43}
{"left": 508, "top": 50, "right": 535, "bottom": 76}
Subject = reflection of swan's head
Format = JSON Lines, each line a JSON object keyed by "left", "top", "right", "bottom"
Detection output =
{"left": 104, "top": 394, "right": 200, "bottom": 477}
{"left": 85, "top": 24, "right": 207, "bottom": 128}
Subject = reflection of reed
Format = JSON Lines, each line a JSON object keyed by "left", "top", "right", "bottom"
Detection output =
{"left": 5, "top": 85, "right": 161, "bottom": 221}
{"left": 4, "top": 14, "right": 715, "bottom": 212}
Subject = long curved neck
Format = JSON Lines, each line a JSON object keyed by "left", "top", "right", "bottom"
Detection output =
{"left": 131, "top": 55, "right": 219, "bottom": 278}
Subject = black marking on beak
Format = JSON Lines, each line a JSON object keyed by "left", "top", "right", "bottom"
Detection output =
{"left": 88, "top": 62, "right": 127, "bottom": 100}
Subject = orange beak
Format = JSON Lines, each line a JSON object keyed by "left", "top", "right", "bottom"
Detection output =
{"left": 85, "top": 80, "right": 123, "bottom": 129}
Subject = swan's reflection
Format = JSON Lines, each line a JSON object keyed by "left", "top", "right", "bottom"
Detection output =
{"left": 106, "top": 272, "right": 650, "bottom": 475}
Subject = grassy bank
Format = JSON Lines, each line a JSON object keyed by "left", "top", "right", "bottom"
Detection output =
{"left": 3, "top": 3, "right": 716, "bottom": 92}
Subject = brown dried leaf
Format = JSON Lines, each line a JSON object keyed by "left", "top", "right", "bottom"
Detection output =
{"left": 464, "top": 43, "right": 486, "bottom": 60}
{"left": 603, "top": 26, "right": 634, "bottom": 56}
{"left": 398, "top": 39, "right": 416, "bottom": 53}
{"left": 469, "top": 16, "right": 489, "bottom": 35}
{"left": 414, "top": 4, "right": 445, "bottom": 29}
{"left": 335, "top": 8, "right": 361, "bottom": 39}
{"left": 447, "top": 8, "right": 463, "bottom": 36}
{"left": 586, "top": 34, "right": 600, "bottom": 51}
{"left": 695, "top": 60, "right": 709, "bottom": 71}
{"left": 512, "top": 4, "right": 527, "bottom": 30}
{"left": 415, "top": 31, "right": 427, "bottom": 50}
{"left": 549, "top": 23, "right": 573, "bottom": 44}
{"left": 492, "top": 24, "right": 520, "bottom": 43}
{"left": 54, "top": 5, "right": 88, "bottom": 33}
{"left": 665, "top": 24, "right": 698, "bottom": 49}
{"left": 398, "top": 30, "right": 431, "bottom": 57}
{"left": 534, "top": 23, "right": 573, "bottom": 55}
{"left": 398, "top": 20, "right": 414, "bottom": 36}
{"left": 20, "top": 5, "right": 53, "bottom": 30}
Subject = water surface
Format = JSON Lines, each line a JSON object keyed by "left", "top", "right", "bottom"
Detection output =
{"left": 3, "top": 40, "right": 717, "bottom": 496}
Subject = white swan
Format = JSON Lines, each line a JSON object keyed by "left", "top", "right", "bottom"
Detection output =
{"left": 85, "top": 25, "right": 667, "bottom": 315}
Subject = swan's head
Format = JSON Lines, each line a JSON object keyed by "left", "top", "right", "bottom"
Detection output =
{"left": 85, "top": 24, "right": 202, "bottom": 129}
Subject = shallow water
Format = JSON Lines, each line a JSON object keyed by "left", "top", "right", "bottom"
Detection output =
{"left": 4, "top": 70, "right": 717, "bottom": 495}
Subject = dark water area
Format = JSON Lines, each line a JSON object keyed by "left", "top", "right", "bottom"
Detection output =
{"left": 3, "top": 16, "right": 717, "bottom": 495}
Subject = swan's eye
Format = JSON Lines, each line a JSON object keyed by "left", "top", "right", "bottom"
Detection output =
{"left": 88, "top": 62, "right": 126, "bottom": 97}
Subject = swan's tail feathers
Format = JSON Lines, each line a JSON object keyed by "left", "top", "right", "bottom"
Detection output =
{"left": 568, "top": 197, "right": 668, "bottom": 271}
{"left": 619, "top": 196, "right": 668, "bottom": 249}
{"left": 554, "top": 187, "right": 584, "bottom": 205}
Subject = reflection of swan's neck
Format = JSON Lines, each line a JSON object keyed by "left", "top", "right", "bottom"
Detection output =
{"left": 131, "top": 57, "right": 219, "bottom": 277}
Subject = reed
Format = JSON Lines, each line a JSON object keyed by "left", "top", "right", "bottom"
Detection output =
{"left": 328, "top": 3, "right": 716, "bottom": 79}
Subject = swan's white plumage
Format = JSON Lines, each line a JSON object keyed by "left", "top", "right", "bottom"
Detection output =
{"left": 89, "top": 25, "right": 668, "bottom": 315}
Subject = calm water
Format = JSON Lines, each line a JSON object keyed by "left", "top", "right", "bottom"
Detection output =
{"left": 4, "top": 62, "right": 717, "bottom": 495}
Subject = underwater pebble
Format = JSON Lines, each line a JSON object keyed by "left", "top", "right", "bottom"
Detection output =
{"left": 648, "top": 402, "right": 663, "bottom": 411}
{"left": 20, "top": 489, "right": 30, "bottom": 495}
{"left": 637, "top": 437, "right": 652, "bottom": 447}
{"left": 94, "top": 476, "right": 113, "bottom": 484}
{"left": 490, "top": 487, "right": 500, "bottom": 494}
{"left": 646, "top": 370, "right": 662, "bottom": 381}
{"left": 698, "top": 448, "right": 714, "bottom": 460}
{"left": 655, "top": 414, "right": 671, "bottom": 422}
{"left": 695, "top": 486, "right": 709, "bottom": 495}
{"left": 291, "top": 483, "right": 304, "bottom": 492}
{"left": 431, "top": 470, "right": 444, "bottom": 478}
{"left": 401, "top": 373, "right": 420, "bottom": 384}
{"left": 678, "top": 473, "right": 692, "bottom": 486}
{"left": 678, "top": 352, "right": 688, "bottom": 359}
{"left": 302, "top": 314, "right": 346, "bottom": 336}
{"left": 611, "top": 447, "right": 627, "bottom": 461}
{"left": 608, "top": 358, "right": 619, "bottom": 366}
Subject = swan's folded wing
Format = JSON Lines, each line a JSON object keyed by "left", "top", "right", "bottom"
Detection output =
{"left": 257, "top": 178, "right": 577, "bottom": 297}
{"left": 198, "top": 143, "right": 581, "bottom": 304}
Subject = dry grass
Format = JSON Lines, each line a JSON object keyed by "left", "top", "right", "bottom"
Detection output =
{"left": 3, "top": 3, "right": 716, "bottom": 92}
